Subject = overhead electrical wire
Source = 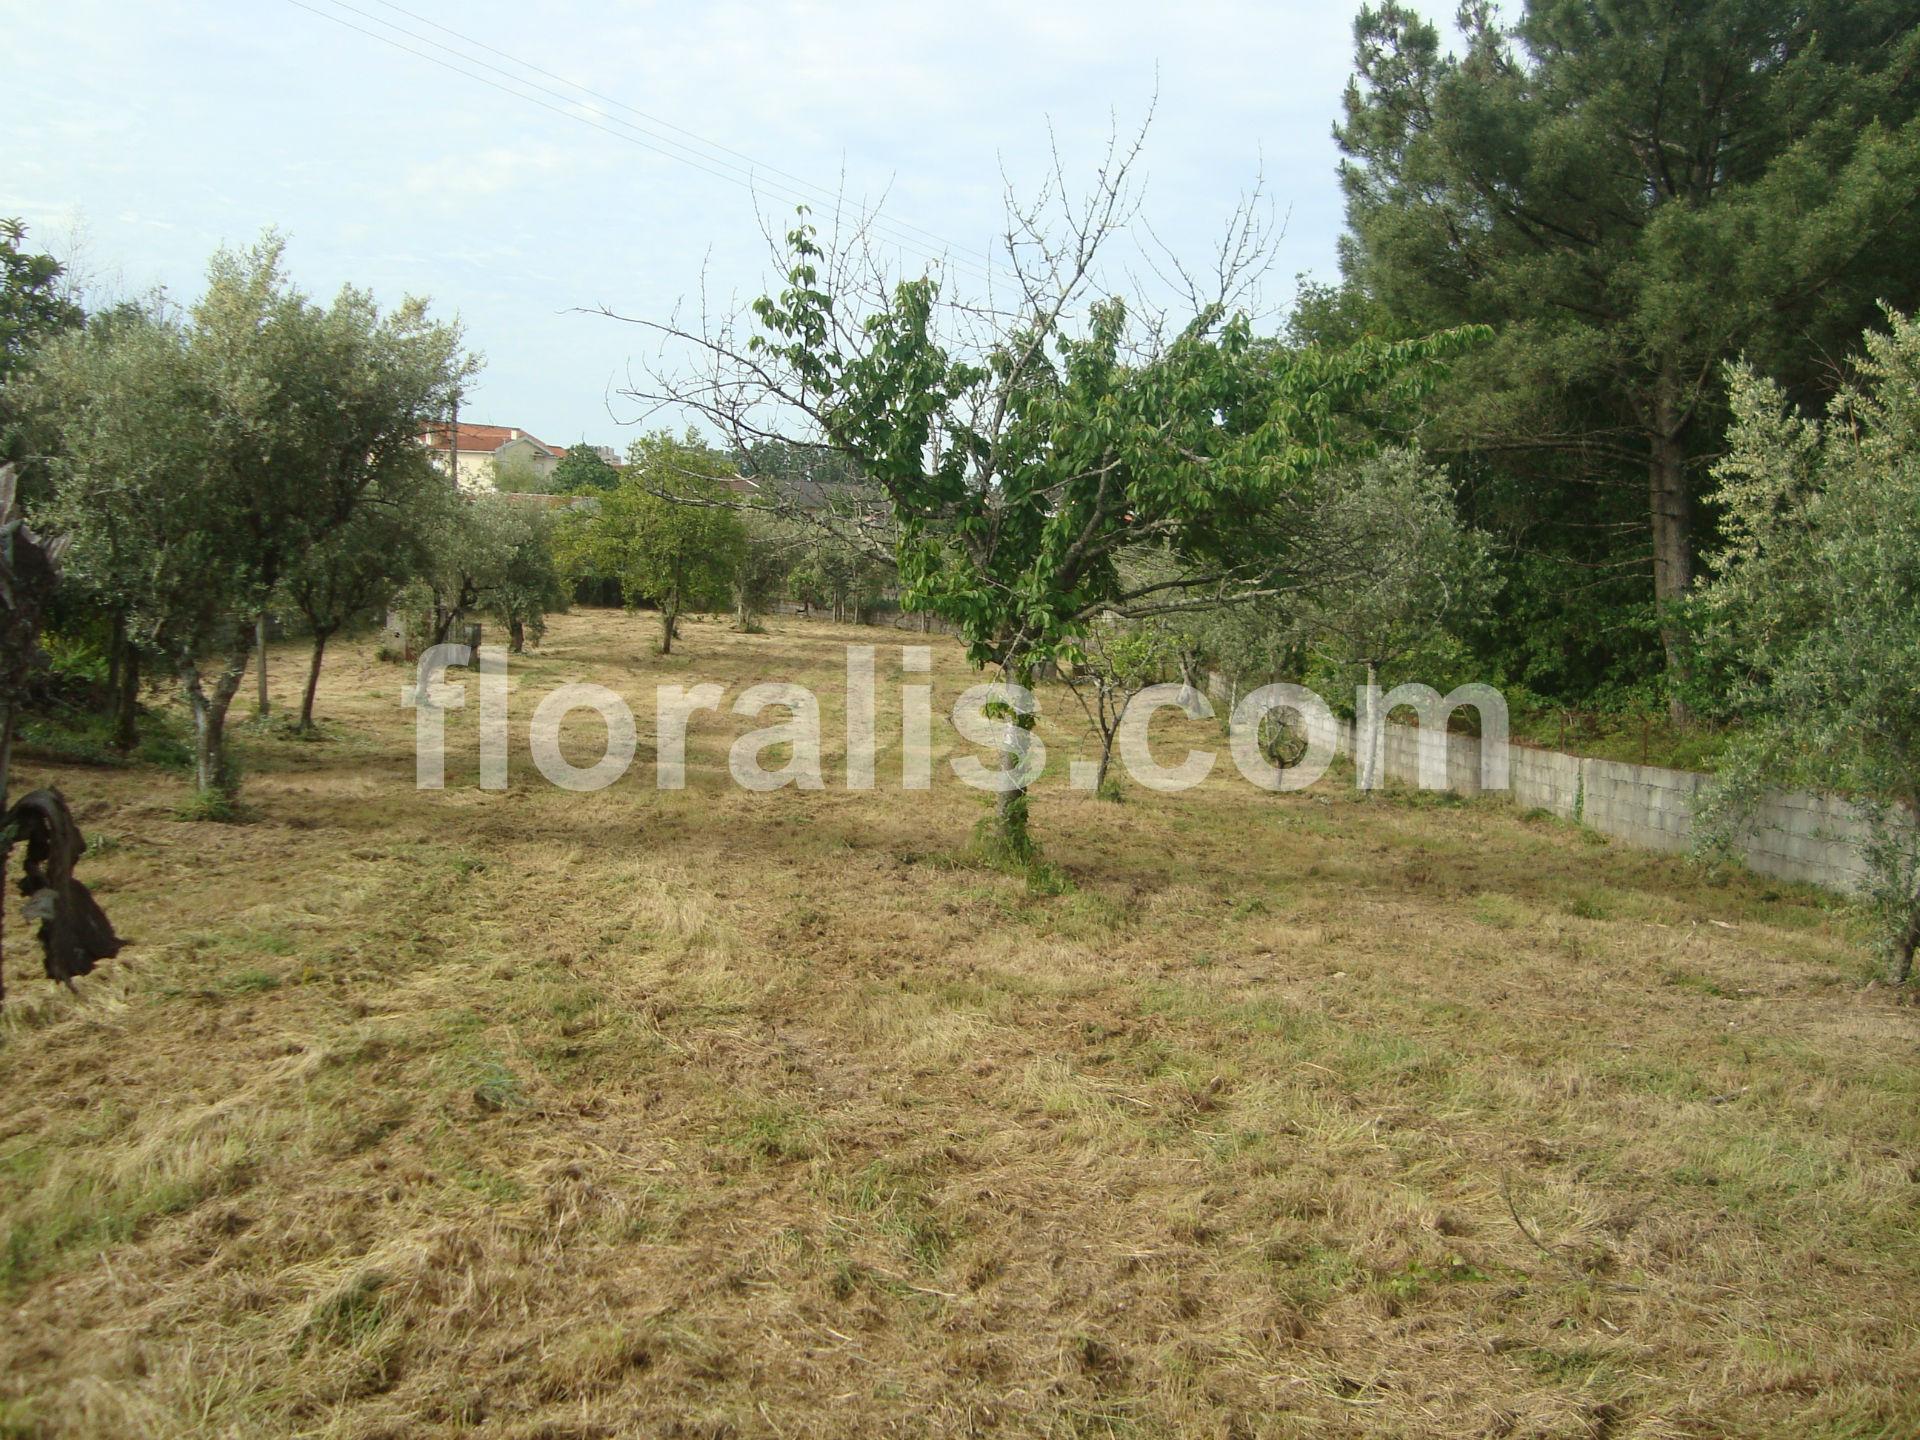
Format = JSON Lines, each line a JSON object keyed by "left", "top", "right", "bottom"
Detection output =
{"left": 280, "top": 0, "right": 1010, "bottom": 289}
{"left": 358, "top": 0, "right": 1002, "bottom": 271}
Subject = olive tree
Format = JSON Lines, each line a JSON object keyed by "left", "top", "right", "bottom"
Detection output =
{"left": 1286, "top": 449, "right": 1496, "bottom": 787}
{"left": 1693, "top": 310, "right": 1920, "bottom": 981}
{"left": 411, "top": 492, "right": 565, "bottom": 653}
{"left": 282, "top": 476, "right": 454, "bottom": 729}
{"left": 32, "top": 236, "right": 468, "bottom": 804}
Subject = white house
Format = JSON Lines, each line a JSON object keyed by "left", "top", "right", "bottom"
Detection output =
{"left": 420, "top": 421, "right": 562, "bottom": 493}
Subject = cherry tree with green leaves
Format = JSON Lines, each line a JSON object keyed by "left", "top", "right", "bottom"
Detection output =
{"left": 620, "top": 145, "right": 1478, "bottom": 852}
{"left": 556, "top": 431, "right": 744, "bottom": 655}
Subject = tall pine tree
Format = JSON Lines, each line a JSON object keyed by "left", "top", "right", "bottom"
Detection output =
{"left": 1331, "top": 0, "right": 1920, "bottom": 718}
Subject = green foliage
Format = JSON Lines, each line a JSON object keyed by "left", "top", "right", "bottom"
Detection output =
{"left": 1288, "top": 447, "right": 1497, "bottom": 695}
{"left": 747, "top": 216, "right": 1478, "bottom": 677}
{"left": 488, "top": 449, "right": 549, "bottom": 495}
{"left": 469, "top": 498, "right": 567, "bottom": 647}
{"left": 0, "top": 220, "right": 81, "bottom": 384}
{"left": 1332, "top": 0, "right": 1920, "bottom": 707}
{"left": 732, "top": 510, "right": 795, "bottom": 628}
{"left": 785, "top": 533, "right": 890, "bottom": 623}
{"left": 1693, "top": 311, "right": 1920, "bottom": 979}
{"left": 28, "top": 232, "right": 471, "bottom": 794}
{"left": 1059, "top": 617, "right": 1182, "bottom": 799}
{"left": 557, "top": 431, "right": 744, "bottom": 652}
{"left": 732, "top": 436, "right": 894, "bottom": 621}
{"left": 0, "top": 219, "right": 83, "bottom": 470}
{"left": 282, "top": 446, "right": 453, "bottom": 660}
{"left": 404, "top": 493, "right": 566, "bottom": 651}
{"left": 550, "top": 442, "right": 620, "bottom": 494}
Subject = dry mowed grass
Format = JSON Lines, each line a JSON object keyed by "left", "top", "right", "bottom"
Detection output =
{"left": 0, "top": 608, "right": 1915, "bottom": 1439}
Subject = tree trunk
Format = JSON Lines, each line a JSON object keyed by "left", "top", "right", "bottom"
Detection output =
{"left": 659, "top": 599, "right": 676, "bottom": 656}
{"left": 1650, "top": 372, "right": 1694, "bottom": 726}
{"left": 107, "top": 611, "right": 125, "bottom": 708}
{"left": 992, "top": 659, "right": 1037, "bottom": 856}
{"left": 112, "top": 641, "right": 140, "bottom": 752}
{"left": 182, "top": 641, "right": 251, "bottom": 800}
{"left": 1094, "top": 739, "right": 1115, "bottom": 799}
{"left": 255, "top": 611, "right": 271, "bottom": 717}
{"left": 1358, "top": 660, "right": 1382, "bottom": 793}
{"left": 298, "top": 631, "right": 329, "bottom": 732}
{"left": 0, "top": 696, "right": 12, "bottom": 1004}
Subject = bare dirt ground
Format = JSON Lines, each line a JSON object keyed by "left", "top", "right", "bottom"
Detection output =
{"left": 0, "top": 607, "right": 1914, "bottom": 1439}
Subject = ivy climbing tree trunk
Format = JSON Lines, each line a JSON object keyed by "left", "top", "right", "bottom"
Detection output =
{"left": 988, "top": 657, "right": 1039, "bottom": 858}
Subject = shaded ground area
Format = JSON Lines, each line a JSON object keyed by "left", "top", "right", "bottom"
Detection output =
{"left": 0, "top": 608, "right": 1914, "bottom": 1438}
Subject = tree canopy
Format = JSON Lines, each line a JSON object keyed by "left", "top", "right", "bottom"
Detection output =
{"left": 556, "top": 431, "right": 745, "bottom": 654}
{"left": 627, "top": 165, "right": 1480, "bottom": 847}
{"left": 551, "top": 442, "right": 621, "bottom": 494}
{"left": 1693, "top": 309, "right": 1920, "bottom": 980}
{"left": 30, "top": 234, "right": 469, "bottom": 799}
{"left": 0, "top": 219, "right": 84, "bottom": 473}
{"left": 1329, "top": 0, "right": 1920, "bottom": 717}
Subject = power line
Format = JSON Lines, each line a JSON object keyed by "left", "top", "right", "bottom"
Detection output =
{"left": 280, "top": 0, "right": 1007, "bottom": 288}
{"left": 358, "top": 0, "right": 1004, "bottom": 274}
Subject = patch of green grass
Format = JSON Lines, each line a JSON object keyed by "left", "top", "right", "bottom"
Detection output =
{"left": 0, "top": 1147, "right": 243, "bottom": 1294}
{"left": 174, "top": 787, "right": 247, "bottom": 824}
{"left": 220, "top": 968, "right": 281, "bottom": 994}
{"left": 1471, "top": 893, "right": 1529, "bottom": 929}
{"left": 467, "top": 1061, "right": 526, "bottom": 1113}
{"left": 718, "top": 1104, "right": 823, "bottom": 1164}
{"left": 1564, "top": 888, "right": 1614, "bottom": 920}
{"left": 1661, "top": 966, "right": 1731, "bottom": 998}
{"left": 828, "top": 1159, "right": 955, "bottom": 1272}
{"left": 297, "top": 1270, "right": 389, "bottom": 1351}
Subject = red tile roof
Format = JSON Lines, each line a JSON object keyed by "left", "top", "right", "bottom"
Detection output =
{"left": 420, "top": 422, "right": 557, "bottom": 456}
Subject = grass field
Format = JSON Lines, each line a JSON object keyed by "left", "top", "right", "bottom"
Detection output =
{"left": 0, "top": 607, "right": 1915, "bottom": 1439}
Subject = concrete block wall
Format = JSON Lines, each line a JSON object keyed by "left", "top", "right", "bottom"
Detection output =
{"left": 1507, "top": 745, "right": 1583, "bottom": 821}
{"left": 1198, "top": 672, "right": 1879, "bottom": 893}
{"left": 1578, "top": 759, "right": 1706, "bottom": 855}
{"left": 1472, "top": 746, "right": 1871, "bottom": 894}
{"left": 1734, "top": 788, "right": 1876, "bottom": 892}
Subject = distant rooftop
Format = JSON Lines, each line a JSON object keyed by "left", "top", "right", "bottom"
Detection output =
{"left": 420, "top": 422, "right": 558, "bottom": 455}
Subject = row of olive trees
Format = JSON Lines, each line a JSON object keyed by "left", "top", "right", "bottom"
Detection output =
{"left": 552, "top": 429, "right": 892, "bottom": 654}
{"left": 20, "top": 235, "right": 549, "bottom": 809}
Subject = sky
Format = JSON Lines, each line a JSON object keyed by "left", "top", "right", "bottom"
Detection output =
{"left": 5, "top": 0, "right": 1445, "bottom": 450}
